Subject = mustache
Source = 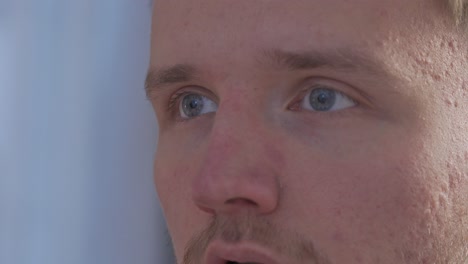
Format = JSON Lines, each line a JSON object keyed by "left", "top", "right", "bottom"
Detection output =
{"left": 182, "top": 214, "right": 330, "bottom": 264}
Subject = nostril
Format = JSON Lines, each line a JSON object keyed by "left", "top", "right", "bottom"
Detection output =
{"left": 225, "top": 197, "right": 258, "bottom": 207}
{"left": 226, "top": 261, "right": 260, "bottom": 264}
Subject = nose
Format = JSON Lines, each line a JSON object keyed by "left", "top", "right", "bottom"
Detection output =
{"left": 192, "top": 120, "right": 281, "bottom": 216}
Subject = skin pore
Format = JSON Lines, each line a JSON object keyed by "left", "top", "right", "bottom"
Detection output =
{"left": 147, "top": 0, "right": 468, "bottom": 263}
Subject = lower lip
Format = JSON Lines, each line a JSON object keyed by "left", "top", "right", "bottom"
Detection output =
{"left": 204, "top": 240, "right": 281, "bottom": 264}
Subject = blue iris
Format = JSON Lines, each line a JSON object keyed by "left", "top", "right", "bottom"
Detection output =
{"left": 309, "top": 88, "right": 337, "bottom": 111}
{"left": 182, "top": 94, "right": 204, "bottom": 117}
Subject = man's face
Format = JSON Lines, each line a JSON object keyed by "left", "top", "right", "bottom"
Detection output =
{"left": 148, "top": 0, "right": 468, "bottom": 263}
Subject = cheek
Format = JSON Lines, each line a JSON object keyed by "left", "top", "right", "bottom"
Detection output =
{"left": 153, "top": 139, "right": 205, "bottom": 258}
{"left": 280, "top": 124, "right": 453, "bottom": 261}
{"left": 153, "top": 128, "right": 207, "bottom": 205}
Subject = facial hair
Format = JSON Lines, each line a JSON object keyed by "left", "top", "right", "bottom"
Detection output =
{"left": 182, "top": 213, "right": 330, "bottom": 264}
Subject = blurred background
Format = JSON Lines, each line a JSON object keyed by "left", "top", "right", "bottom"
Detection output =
{"left": 0, "top": 0, "right": 174, "bottom": 263}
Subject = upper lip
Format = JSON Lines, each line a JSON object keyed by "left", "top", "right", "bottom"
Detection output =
{"left": 204, "top": 240, "right": 282, "bottom": 264}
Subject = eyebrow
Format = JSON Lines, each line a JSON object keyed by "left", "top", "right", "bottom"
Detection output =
{"left": 145, "top": 48, "right": 388, "bottom": 98}
{"left": 145, "top": 64, "right": 197, "bottom": 98}
{"left": 263, "top": 48, "right": 385, "bottom": 75}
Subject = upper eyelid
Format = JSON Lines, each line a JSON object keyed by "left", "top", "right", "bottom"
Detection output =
{"left": 167, "top": 89, "right": 191, "bottom": 111}
{"left": 298, "top": 78, "right": 370, "bottom": 106}
{"left": 167, "top": 86, "right": 222, "bottom": 123}
{"left": 303, "top": 80, "right": 353, "bottom": 96}
{"left": 286, "top": 79, "right": 362, "bottom": 111}
{"left": 165, "top": 78, "right": 368, "bottom": 116}
{"left": 167, "top": 86, "right": 218, "bottom": 110}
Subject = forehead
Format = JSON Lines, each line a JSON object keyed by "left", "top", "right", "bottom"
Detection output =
{"left": 152, "top": 0, "right": 417, "bottom": 31}
{"left": 150, "top": 0, "right": 442, "bottom": 68}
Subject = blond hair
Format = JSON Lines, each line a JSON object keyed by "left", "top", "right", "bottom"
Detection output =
{"left": 448, "top": 0, "right": 468, "bottom": 25}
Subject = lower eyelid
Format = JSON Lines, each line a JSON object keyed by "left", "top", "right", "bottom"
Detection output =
{"left": 167, "top": 90, "right": 189, "bottom": 112}
{"left": 300, "top": 88, "right": 356, "bottom": 112}
{"left": 174, "top": 92, "right": 218, "bottom": 121}
{"left": 170, "top": 84, "right": 357, "bottom": 122}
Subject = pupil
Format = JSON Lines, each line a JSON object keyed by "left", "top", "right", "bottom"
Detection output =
{"left": 309, "top": 88, "right": 336, "bottom": 111}
{"left": 317, "top": 93, "right": 329, "bottom": 104}
{"left": 182, "top": 94, "right": 204, "bottom": 117}
{"left": 189, "top": 100, "right": 199, "bottom": 109}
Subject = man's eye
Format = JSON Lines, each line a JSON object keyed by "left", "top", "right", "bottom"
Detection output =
{"left": 302, "top": 87, "right": 356, "bottom": 112}
{"left": 179, "top": 93, "right": 218, "bottom": 119}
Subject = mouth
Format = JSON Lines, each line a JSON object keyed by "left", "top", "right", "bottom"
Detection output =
{"left": 226, "top": 261, "right": 257, "bottom": 264}
{"left": 225, "top": 262, "right": 259, "bottom": 264}
{"left": 204, "top": 240, "right": 282, "bottom": 264}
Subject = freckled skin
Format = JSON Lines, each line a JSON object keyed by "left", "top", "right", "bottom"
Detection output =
{"left": 149, "top": 0, "right": 468, "bottom": 263}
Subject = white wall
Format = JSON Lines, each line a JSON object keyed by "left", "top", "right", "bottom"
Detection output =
{"left": 0, "top": 1, "right": 173, "bottom": 263}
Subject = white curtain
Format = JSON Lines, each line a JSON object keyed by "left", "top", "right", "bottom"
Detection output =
{"left": 0, "top": 1, "right": 173, "bottom": 263}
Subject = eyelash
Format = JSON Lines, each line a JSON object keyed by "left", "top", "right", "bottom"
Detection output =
{"left": 166, "top": 90, "right": 190, "bottom": 122}
{"left": 166, "top": 88, "right": 217, "bottom": 122}
{"left": 167, "top": 90, "right": 187, "bottom": 112}
{"left": 165, "top": 81, "right": 362, "bottom": 122}
{"left": 289, "top": 86, "right": 357, "bottom": 110}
